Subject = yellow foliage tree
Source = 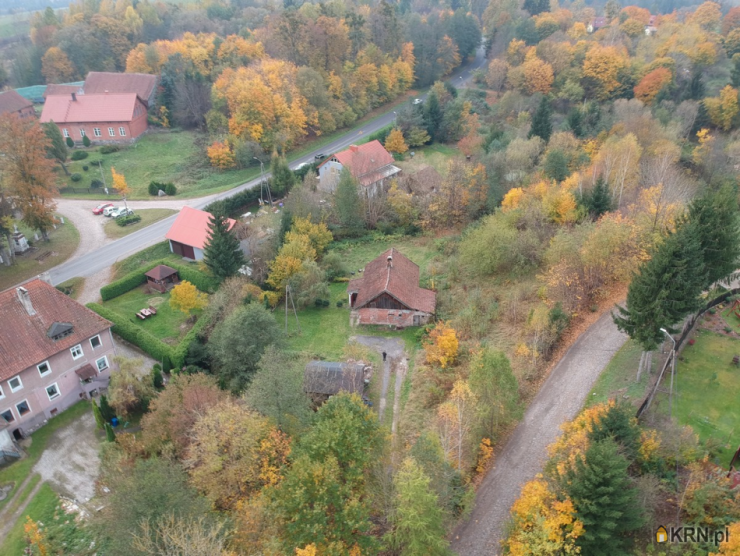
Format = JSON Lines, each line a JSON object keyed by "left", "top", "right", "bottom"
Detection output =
{"left": 24, "top": 516, "right": 49, "bottom": 556}
{"left": 705, "top": 85, "right": 739, "bottom": 131}
{"left": 521, "top": 55, "right": 554, "bottom": 95}
{"left": 548, "top": 401, "right": 613, "bottom": 475}
{"left": 296, "top": 545, "right": 318, "bottom": 556}
{"left": 110, "top": 167, "right": 130, "bottom": 197}
{"left": 207, "top": 141, "right": 235, "bottom": 169}
{"left": 693, "top": 128, "right": 714, "bottom": 166}
{"left": 384, "top": 128, "right": 408, "bottom": 155}
{"left": 582, "top": 45, "right": 628, "bottom": 100}
{"left": 41, "top": 46, "right": 76, "bottom": 83}
{"left": 425, "top": 321, "right": 459, "bottom": 368}
{"left": 266, "top": 254, "right": 303, "bottom": 291}
{"left": 387, "top": 181, "right": 415, "bottom": 226}
{"left": 437, "top": 380, "right": 475, "bottom": 469}
{"left": 288, "top": 216, "right": 333, "bottom": 256}
{"left": 169, "top": 280, "right": 208, "bottom": 316}
{"left": 501, "top": 187, "right": 525, "bottom": 212}
{"left": 710, "top": 521, "right": 740, "bottom": 555}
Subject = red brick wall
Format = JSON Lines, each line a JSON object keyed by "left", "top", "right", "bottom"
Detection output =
{"left": 55, "top": 99, "right": 149, "bottom": 144}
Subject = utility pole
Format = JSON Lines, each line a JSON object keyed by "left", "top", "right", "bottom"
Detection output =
{"left": 254, "top": 157, "right": 273, "bottom": 207}
{"left": 661, "top": 327, "right": 680, "bottom": 528}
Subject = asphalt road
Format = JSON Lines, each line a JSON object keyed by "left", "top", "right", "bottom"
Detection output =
{"left": 48, "top": 45, "right": 488, "bottom": 286}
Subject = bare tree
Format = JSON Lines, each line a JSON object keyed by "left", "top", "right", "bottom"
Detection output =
{"left": 134, "top": 514, "right": 231, "bottom": 556}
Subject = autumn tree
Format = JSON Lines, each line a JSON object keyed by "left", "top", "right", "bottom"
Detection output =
{"left": 467, "top": 349, "right": 520, "bottom": 441}
{"left": 110, "top": 167, "right": 130, "bottom": 198}
{"left": 0, "top": 114, "right": 57, "bottom": 241}
{"left": 133, "top": 514, "right": 231, "bottom": 556}
{"left": 385, "top": 128, "right": 408, "bottom": 155}
{"left": 41, "top": 46, "right": 76, "bottom": 83}
{"left": 689, "top": 1, "right": 722, "bottom": 31}
{"left": 287, "top": 216, "right": 332, "bottom": 256}
{"left": 634, "top": 68, "right": 672, "bottom": 104}
{"left": 582, "top": 45, "right": 628, "bottom": 101}
{"left": 207, "top": 141, "right": 235, "bottom": 169}
{"left": 42, "top": 122, "right": 69, "bottom": 176}
{"left": 169, "top": 280, "right": 208, "bottom": 317}
{"left": 437, "top": 380, "right": 475, "bottom": 470}
{"left": 425, "top": 321, "right": 459, "bottom": 368}
{"left": 705, "top": 85, "right": 739, "bottom": 131}
{"left": 334, "top": 169, "right": 364, "bottom": 231}
{"left": 107, "top": 356, "right": 156, "bottom": 418}
{"left": 203, "top": 211, "right": 245, "bottom": 282}
{"left": 521, "top": 56, "right": 554, "bottom": 95}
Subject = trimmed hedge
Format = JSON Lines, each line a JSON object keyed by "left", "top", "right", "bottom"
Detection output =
{"left": 171, "top": 314, "right": 209, "bottom": 369}
{"left": 71, "top": 151, "right": 88, "bottom": 161}
{"left": 116, "top": 213, "right": 142, "bottom": 227}
{"left": 100, "top": 261, "right": 160, "bottom": 301}
{"left": 167, "top": 261, "right": 219, "bottom": 293}
{"left": 205, "top": 186, "right": 262, "bottom": 217}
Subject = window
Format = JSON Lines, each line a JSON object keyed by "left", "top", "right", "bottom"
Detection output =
{"left": 15, "top": 400, "right": 30, "bottom": 417}
{"left": 63, "top": 128, "right": 69, "bottom": 138}
{"left": 90, "top": 335, "right": 101, "bottom": 349}
{"left": 79, "top": 129, "right": 86, "bottom": 137}
{"left": 108, "top": 127, "right": 115, "bottom": 137}
{"left": 93, "top": 128, "right": 101, "bottom": 137}
{"left": 96, "top": 356, "right": 109, "bottom": 372}
{"left": 70, "top": 344, "right": 83, "bottom": 360}
{"left": 37, "top": 361, "right": 51, "bottom": 377}
{"left": 1, "top": 409, "right": 13, "bottom": 423}
{"left": 8, "top": 376, "right": 22, "bottom": 393}
{"left": 46, "top": 383, "right": 60, "bottom": 401}
{"left": 119, "top": 127, "right": 126, "bottom": 137}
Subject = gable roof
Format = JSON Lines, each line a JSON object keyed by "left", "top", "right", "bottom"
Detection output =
{"left": 0, "top": 90, "right": 33, "bottom": 116}
{"left": 321, "top": 140, "right": 396, "bottom": 185}
{"left": 590, "top": 16, "right": 608, "bottom": 28}
{"left": 348, "top": 248, "right": 436, "bottom": 314}
{"left": 145, "top": 265, "right": 178, "bottom": 281}
{"left": 0, "top": 279, "right": 112, "bottom": 381}
{"left": 84, "top": 72, "right": 157, "bottom": 105}
{"left": 44, "top": 84, "right": 82, "bottom": 98}
{"left": 165, "top": 206, "right": 237, "bottom": 251}
{"left": 40, "top": 93, "right": 141, "bottom": 124}
{"left": 304, "top": 361, "right": 365, "bottom": 395}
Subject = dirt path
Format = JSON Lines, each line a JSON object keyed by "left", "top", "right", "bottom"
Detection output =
{"left": 351, "top": 336, "right": 405, "bottom": 424}
{"left": 391, "top": 356, "right": 408, "bottom": 437}
{"left": 0, "top": 478, "right": 44, "bottom": 541}
{"left": 451, "top": 309, "right": 628, "bottom": 555}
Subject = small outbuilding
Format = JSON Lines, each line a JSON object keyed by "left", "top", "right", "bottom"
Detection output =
{"left": 165, "top": 206, "right": 237, "bottom": 261}
{"left": 304, "top": 361, "right": 368, "bottom": 404}
{"left": 145, "top": 265, "right": 179, "bottom": 293}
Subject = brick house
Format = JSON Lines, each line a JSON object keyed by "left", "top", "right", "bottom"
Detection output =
{"left": 0, "top": 279, "right": 117, "bottom": 439}
{"left": 348, "top": 248, "right": 436, "bottom": 327}
{"left": 317, "top": 140, "right": 401, "bottom": 197}
{"left": 166, "top": 206, "right": 237, "bottom": 261}
{"left": 40, "top": 92, "right": 148, "bottom": 144}
{"left": 0, "top": 90, "right": 35, "bottom": 119}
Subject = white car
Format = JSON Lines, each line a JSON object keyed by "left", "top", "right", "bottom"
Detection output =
{"left": 413, "top": 98, "right": 423, "bottom": 105}
{"left": 103, "top": 206, "right": 117, "bottom": 217}
{"left": 110, "top": 207, "right": 133, "bottom": 218}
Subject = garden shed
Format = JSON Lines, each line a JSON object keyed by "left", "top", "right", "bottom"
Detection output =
{"left": 304, "top": 361, "right": 368, "bottom": 404}
{"left": 144, "top": 265, "right": 179, "bottom": 293}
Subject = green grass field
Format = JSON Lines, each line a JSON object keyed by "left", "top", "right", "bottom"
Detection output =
{"left": 104, "top": 287, "right": 202, "bottom": 343}
{"left": 586, "top": 339, "right": 650, "bottom": 408}
{"left": 103, "top": 208, "right": 176, "bottom": 239}
{"left": 54, "top": 277, "right": 85, "bottom": 300}
{"left": 111, "top": 241, "right": 178, "bottom": 279}
{"left": 0, "top": 218, "right": 79, "bottom": 292}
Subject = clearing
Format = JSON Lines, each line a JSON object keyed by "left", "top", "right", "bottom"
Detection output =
{"left": 103, "top": 208, "right": 177, "bottom": 239}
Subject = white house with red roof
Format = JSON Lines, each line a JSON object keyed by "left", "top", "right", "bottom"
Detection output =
{"left": 40, "top": 91, "right": 148, "bottom": 144}
{"left": 318, "top": 140, "right": 401, "bottom": 197}
{"left": 165, "top": 206, "right": 237, "bottom": 261}
{"left": 0, "top": 279, "right": 116, "bottom": 439}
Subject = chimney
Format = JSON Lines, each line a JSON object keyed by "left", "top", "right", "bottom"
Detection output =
{"left": 349, "top": 145, "right": 359, "bottom": 153}
{"left": 16, "top": 287, "right": 35, "bottom": 316}
{"left": 71, "top": 92, "right": 76, "bottom": 102}
{"left": 387, "top": 254, "right": 393, "bottom": 268}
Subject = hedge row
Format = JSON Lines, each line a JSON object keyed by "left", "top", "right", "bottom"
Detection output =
{"left": 171, "top": 314, "right": 209, "bottom": 369}
{"left": 205, "top": 187, "right": 262, "bottom": 218}
{"left": 116, "top": 213, "right": 142, "bottom": 227}
{"left": 100, "top": 261, "right": 160, "bottom": 301}
{"left": 167, "top": 261, "right": 219, "bottom": 293}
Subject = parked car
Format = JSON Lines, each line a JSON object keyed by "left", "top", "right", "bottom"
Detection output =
{"left": 92, "top": 203, "right": 114, "bottom": 215}
{"left": 314, "top": 153, "right": 326, "bottom": 161}
{"left": 110, "top": 207, "right": 134, "bottom": 218}
{"left": 294, "top": 162, "right": 310, "bottom": 170}
{"left": 103, "top": 205, "right": 118, "bottom": 217}
{"left": 413, "top": 98, "right": 423, "bottom": 105}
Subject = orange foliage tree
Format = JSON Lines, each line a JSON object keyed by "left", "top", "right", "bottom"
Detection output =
{"left": 41, "top": 46, "right": 76, "bottom": 83}
{"left": 207, "top": 141, "right": 235, "bottom": 169}
{"left": 634, "top": 67, "right": 673, "bottom": 104}
{"left": 384, "top": 128, "right": 408, "bottom": 155}
{"left": 110, "top": 167, "right": 130, "bottom": 197}
{"left": 425, "top": 321, "right": 459, "bottom": 368}
{"left": 582, "top": 45, "right": 628, "bottom": 100}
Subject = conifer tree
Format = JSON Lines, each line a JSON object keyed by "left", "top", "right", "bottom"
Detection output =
{"left": 203, "top": 211, "right": 246, "bottom": 282}
{"left": 588, "top": 401, "right": 641, "bottom": 460}
{"left": 567, "top": 107, "right": 584, "bottom": 137}
{"left": 544, "top": 150, "right": 569, "bottom": 182}
{"left": 424, "top": 91, "right": 443, "bottom": 141}
{"left": 99, "top": 394, "right": 115, "bottom": 422}
{"left": 151, "top": 366, "right": 164, "bottom": 389}
{"left": 105, "top": 422, "right": 116, "bottom": 442}
{"left": 563, "top": 439, "right": 644, "bottom": 554}
{"left": 92, "top": 399, "right": 104, "bottom": 430}
{"left": 580, "top": 176, "right": 613, "bottom": 220}
{"left": 529, "top": 96, "right": 552, "bottom": 142}
{"left": 42, "top": 122, "right": 69, "bottom": 175}
{"left": 270, "top": 152, "right": 295, "bottom": 195}
{"left": 66, "top": 136, "right": 74, "bottom": 148}
{"left": 334, "top": 169, "right": 365, "bottom": 231}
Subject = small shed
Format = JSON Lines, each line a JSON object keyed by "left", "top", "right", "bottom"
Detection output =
{"left": 145, "top": 265, "right": 179, "bottom": 293}
{"left": 304, "top": 361, "right": 367, "bottom": 404}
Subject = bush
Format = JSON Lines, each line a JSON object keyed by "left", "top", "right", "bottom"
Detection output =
{"left": 82, "top": 135, "right": 91, "bottom": 147}
{"left": 148, "top": 182, "right": 160, "bottom": 196}
{"left": 70, "top": 173, "right": 82, "bottom": 182}
{"left": 71, "top": 151, "right": 89, "bottom": 161}
{"left": 151, "top": 366, "right": 163, "bottom": 388}
{"left": 65, "top": 136, "right": 74, "bottom": 148}
{"left": 99, "top": 261, "right": 160, "bottom": 301}
{"left": 100, "top": 145, "right": 120, "bottom": 154}
{"left": 170, "top": 314, "right": 210, "bottom": 369}
{"left": 336, "top": 300, "right": 343, "bottom": 308}
{"left": 165, "top": 183, "right": 177, "bottom": 196}
{"left": 90, "top": 179, "right": 103, "bottom": 188}
{"left": 167, "top": 261, "right": 219, "bottom": 294}
{"left": 82, "top": 165, "right": 89, "bottom": 171}
{"left": 90, "top": 159, "right": 103, "bottom": 167}
{"left": 116, "top": 213, "right": 142, "bottom": 227}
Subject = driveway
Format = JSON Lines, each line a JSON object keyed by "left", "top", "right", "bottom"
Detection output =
{"left": 352, "top": 336, "right": 405, "bottom": 423}
{"left": 451, "top": 309, "right": 628, "bottom": 555}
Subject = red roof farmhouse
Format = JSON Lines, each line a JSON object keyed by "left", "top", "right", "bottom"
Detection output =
{"left": 166, "top": 206, "right": 237, "bottom": 261}
{"left": 0, "top": 279, "right": 117, "bottom": 440}
{"left": 0, "top": 90, "right": 35, "bottom": 119}
{"left": 83, "top": 71, "right": 158, "bottom": 107}
{"left": 348, "top": 248, "right": 436, "bottom": 327}
{"left": 40, "top": 91, "right": 148, "bottom": 144}
{"left": 318, "top": 140, "right": 401, "bottom": 197}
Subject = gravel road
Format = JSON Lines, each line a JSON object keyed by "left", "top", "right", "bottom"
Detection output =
{"left": 451, "top": 309, "right": 628, "bottom": 555}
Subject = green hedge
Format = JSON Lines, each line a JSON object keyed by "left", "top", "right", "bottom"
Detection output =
{"left": 87, "top": 303, "right": 175, "bottom": 363}
{"left": 171, "top": 314, "right": 209, "bottom": 369}
{"left": 204, "top": 187, "right": 262, "bottom": 218}
{"left": 100, "top": 261, "right": 160, "bottom": 301}
{"left": 167, "top": 261, "right": 219, "bottom": 293}
{"left": 116, "top": 213, "right": 142, "bottom": 227}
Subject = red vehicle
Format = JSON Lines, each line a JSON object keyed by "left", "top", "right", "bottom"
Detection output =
{"left": 92, "top": 203, "right": 114, "bottom": 215}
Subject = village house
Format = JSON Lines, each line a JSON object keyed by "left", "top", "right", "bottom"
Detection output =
{"left": 40, "top": 91, "right": 148, "bottom": 144}
{"left": 82, "top": 72, "right": 158, "bottom": 108}
{"left": 0, "top": 90, "right": 35, "bottom": 119}
{"left": 165, "top": 206, "right": 237, "bottom": 261}
{"left": 317, "top": 140, "right": 401, "bottom": 197}
{"left": 303, "top": 360, "right": 369, "bottom": 405}
{"left": 587, "top": 16, "right": 608, "bottom": 33}
{"left": 348, "top": 248, "right": 436, "bottom": 327}
{"left": 0, "top": 279, "right": 117, "bottom": 440}
{"left": 645, "top": 15, "right": 658, "bottom": 35}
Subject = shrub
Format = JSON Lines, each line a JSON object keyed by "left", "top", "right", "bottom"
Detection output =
{"left": 165, "top": 183, "right": 177, "bottom": 196}
{"left": 65, "top": 136, "right": 74, "bottom": 148}
{"left": 70, "top": 173, "right": 82, "bottom": 182}
{"left": 82, "top": 165, "right": 89, "bottom": 171}
{"left": 148, "top": 182, "right": 161, "bottom": 196}
{"left": 100, "top": 145, "right": 120, "bottom": 154}
{"left": 90, "top": 159, "right": 103, "bottom": 167}
{"left": 99, "top": 261, "right": 159, "bottom": 301}
{"left": 170, "top": 314, "right": 210, "bottom": 368}
{"left": 152, "top": 366, "right": 164, "bottom": 389}
{"left": 116, "top": 213, "right": 142, "bottom": 227}
{"left": 90, "top": 179, "right": 103, "bottom": 188}
{"left": 82, "top": 135, "right": 91, "bottom": 147}
{"left": 71, "top": 151, "right": 89, "bottom": 161}
{"left": 336, "top": 300, "right": 343, "bottom": 308}
{"left": 315, "top": 298, "right": 323, "bottom": 307}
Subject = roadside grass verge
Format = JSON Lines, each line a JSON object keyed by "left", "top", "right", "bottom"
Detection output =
{"left": 55, "top": 277, "right": 86, "bottom": 300}
{"left": 585, "top": 339, "right": 647, "bottom": 408}
{"left": 111, "top": 241, "right": 178, "bottom": 279}
{"left": 103, "top": 209, "right": 177, "bottom": 239}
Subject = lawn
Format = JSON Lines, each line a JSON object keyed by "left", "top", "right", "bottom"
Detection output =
{"left": 63, "top": 131, "right": 261, "bottom": 200}
{"left": 103, "top": 287, "right": 202, "bottom": 343}
{"left": 397, "top": 143, "right": 458, "bottom": 177}
{"left": 586, "top": 339, "right": 651, "bottom": 408}
{"left": 55, "top": 277, "right": 85, "bottom": 300}
{"left": 103, "top": 208, "right": 177, "bottom": 239}
{"left": 0, "top": 218, "right": 79, "bottom": 292}
{"left": 0, "top": 401, "right": 89, "bottom": 508}
{"left": 653, "top": 329, "right": 740, "bottom": 466}
{"left": 111, "top": 241, "right": 179, "bottom": 279}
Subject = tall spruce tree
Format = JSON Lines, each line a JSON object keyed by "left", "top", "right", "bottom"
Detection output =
{"left": 334, "top": 169, "right": 365, "bottom": 231}
{"left": 424, "top": 91, "right": 444, "bottom": 141}
{"left": 614, "top": 221, "right": 706, "bottom": 350}
{"left": 529, "top": 96, "right": 552, "bottom": 142}
{"left": 567, "top": 108, "right": 584, "bottom": 137}
{"left": 92, "top": 399, "right": 105, "bottom": 430}
{"left": 270, "top": 152, "right": 295, "bottom": 195}
{"left": 203, "top": 211, "right": 246, "bottom": 282}
{"left": 42, "top": 122, "right": 69, "bottom": 175}
{"left": 563, "top": 439, "right": 644, "bottom": 555}
{"left": 99, "top": 394, "right": 115, "bottom": 422}
{"left": 581, "top": 176, "right": 613, "bottom": 220}
{"left": 588, "top": 401, "right": 641, "bottom": 460}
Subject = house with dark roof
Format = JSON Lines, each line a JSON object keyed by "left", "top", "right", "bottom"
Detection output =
{"left": 165, "top": 206, "right": 237, "bottom": 261}
{"left": 83, "top": 72, "right": 158, "bottom": 107}
{"left": 317, "top": 140, "right": 401, "bottom": 197}
{"left": 348, "top": 248, "right": 436, "bottom": 327}
{"left": 587, "top": 16, "right": 608, "bottom": 33}
{"left": 0, "top": 90, "right": 35, "bottom": 119}
{"left": 0, "top": 279, "right": 116, "bottom": 439}
{"left": 40, "top": 91, "right": 148, "bottom": 144}
{"left": 304, "top": 361, "right": 368, "bottom": 404}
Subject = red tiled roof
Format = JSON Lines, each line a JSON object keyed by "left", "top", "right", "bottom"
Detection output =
{"left": 0, "top": 279, "right": 112, "bottom": 381}
{"left": 44, "top": 84, "right": 81, "bottom": 98}
{"left": 322, "top": 140, "right": 396, "bottom": 185}
{"left": 84, "top": 72, "right": 157, "bottom": 105}
{"left": 590, "top": 17, "right": 608, "bottom": 28}
{"left": 40, "top": 93, "right": 141, "bottom": 124}
{"left": 348, "top": 248, "right": 436, "bottom": 314}
{"left": 165, "top": 206, "right": 237, "bottom": 251}
{"left": 0, "top": 90, "right": 33, "bottom": 116}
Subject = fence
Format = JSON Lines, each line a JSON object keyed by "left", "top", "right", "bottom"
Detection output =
{"left": 636, "top": 286, "right": 740, "bottom": 418}
{"left": 59, "top": 187, "right": 122, "bottom": 195}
